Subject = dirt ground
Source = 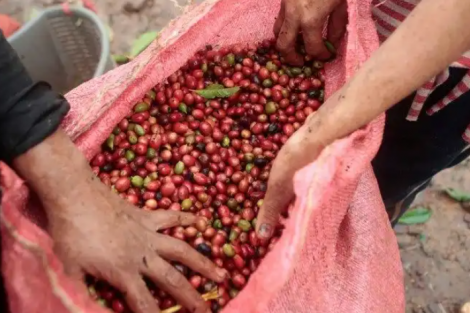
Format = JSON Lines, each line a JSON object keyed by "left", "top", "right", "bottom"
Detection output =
{"left": 397, "top": 165, "right": 470, "bottom": 313}
{"left": 1, "top": 0, "right": 470, "bottom": 312}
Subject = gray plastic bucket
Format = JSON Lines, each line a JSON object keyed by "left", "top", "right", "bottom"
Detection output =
{"left": 8, "top": 6, "right": 114, "bottom": 94}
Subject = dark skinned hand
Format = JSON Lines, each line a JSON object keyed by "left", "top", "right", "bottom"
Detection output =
{"left": 274, "top": 0, "right": 348, "bottom": 65}
{"left": 13, "top": 130, "right": 227, "bottom": 313}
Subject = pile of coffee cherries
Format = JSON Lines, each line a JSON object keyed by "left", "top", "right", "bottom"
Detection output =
{"left": 88, "top": 39, "right": 325, "bottom": 312}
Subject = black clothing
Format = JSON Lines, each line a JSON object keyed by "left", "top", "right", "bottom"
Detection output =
{"left": 0, "top": 30, "right": 70, "bottom": 312}
{"left": 0, "top": 31, "right": 70, "bottom": 163}
{"left": 373, "top": 68, "right": 470, "bottom": 224}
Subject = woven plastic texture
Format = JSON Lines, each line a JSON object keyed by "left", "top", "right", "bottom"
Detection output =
{"left": 0, "top": 14, "right": 20, "bottom": 37}
{"left": 46, "top": 12, "right": 105, "bottom": 89}
{"left": 7, "top": 6, "right": 114, "bottom": 94}
{"left": 0, "top": 0, "right": 405, "bottom": 312}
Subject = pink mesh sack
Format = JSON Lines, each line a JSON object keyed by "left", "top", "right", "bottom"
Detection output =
{"left": 0, "top": 0, "right": 405, "bottom": 312}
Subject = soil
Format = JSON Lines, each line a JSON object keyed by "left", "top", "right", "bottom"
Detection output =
{"left": 0, "top": 0, "right": 198, "bottom": 53}
{"left": 1, "top": 1, "right": 470, "bottom": 312}
{"left": 397, "top": 163, "right": 470, "bottom": 313}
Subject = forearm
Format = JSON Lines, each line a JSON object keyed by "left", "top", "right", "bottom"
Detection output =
{"left": 12, "top": 129, "right": 94, "bottom": 211}
{"left": 0, "top": 30, "right": 79, "bottom": 210}
{"left": 313, "top": 0, "right": 470, "bottom": 145}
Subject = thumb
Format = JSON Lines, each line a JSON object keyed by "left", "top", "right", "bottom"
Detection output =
{"left": 256, "top": 169, "right": 295, "bottom": 239}
{"left": 54, "top": 245, "right": 87, "bottom": 289}
{"left": 61, "top": 259, "right": 88, "bottom": 294}
{"left": 273, "top": 0, "right": 285, "bottom": 36}
{"left": 55, "top": 247, "right": 84, "bottom": 280}
{"left": 327, "top": 0, "right": 348, "bottom": 47}
{"left": 256, "top": 123, "right": 322, "bottom": 238}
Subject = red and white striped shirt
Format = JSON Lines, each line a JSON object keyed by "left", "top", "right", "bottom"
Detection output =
{"left": 371, "top": 0, "right": 470, "bottom": 141}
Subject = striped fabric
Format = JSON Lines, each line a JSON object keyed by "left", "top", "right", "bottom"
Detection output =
{"left": 372, "top": 0, "right": 470, "bottom": 142}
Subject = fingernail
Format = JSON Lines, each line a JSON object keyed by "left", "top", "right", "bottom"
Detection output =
{"left": 258, "top": 223, "right": 272, "bottom": 238}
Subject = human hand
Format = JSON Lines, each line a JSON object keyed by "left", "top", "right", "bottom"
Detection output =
{"left": 256, "top": 114, "right": 326, "bottom": 239}
{"left": 47, "top": 179, "right": 225, "bottom": 313}
{"left": 274, "top": 0, "right": 348, "bottom": 64}
{"left": 13, "top": 130, "right": 226, "bottom": 313}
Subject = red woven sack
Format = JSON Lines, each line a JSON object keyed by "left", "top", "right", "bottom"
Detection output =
{"left": 0, "top": 14, "right": 21, "bottom": 38}
{"left": 0, "top": 0, "right": 405, "bottom": 312}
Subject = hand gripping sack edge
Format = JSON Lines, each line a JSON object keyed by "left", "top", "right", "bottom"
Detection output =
{"left": 0, "top": 0, "right": 405, "bottom": 312}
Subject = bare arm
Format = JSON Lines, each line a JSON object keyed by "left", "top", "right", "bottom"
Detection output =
{"left": 314, "top": 0, "right": 470, "bottom": 146}
{"left": 257, "top": 0, "right": 470, "bottom": 238}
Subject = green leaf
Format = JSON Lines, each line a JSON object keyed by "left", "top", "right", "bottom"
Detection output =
{"left": 445, "top": 188, "right": 470, "bottom": 202}
{"left": 195, "top": 87, "right": 240, "bottom": 99}
{"left": 205, "top": 84, "right": 225, "bottom": 90}
{"left": 130, "top": 31, "right": 159, "bottom": 57}
{"left": 178, "top": 103, "right": 188, "bottom": 114}
{"left": 324, "top": 40, "right": 337, "bottom": 55}
{"left": 113, "top": 54, "right": 130, "bottom": 65}
{"left": 398, "top": 207, "right": 432, "bottom": 225}
{"left": 27, "top": 7, "right": 40, "bottom": 22}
